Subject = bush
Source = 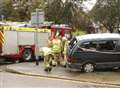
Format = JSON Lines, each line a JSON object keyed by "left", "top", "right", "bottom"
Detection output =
{"left": 73, "top": 30, "right": 86, "bottom": 36}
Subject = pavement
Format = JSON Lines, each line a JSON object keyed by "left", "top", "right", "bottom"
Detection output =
{"left": 0, "top": 69, "right": 2, "bottom": 72}
{"left": 6, "top": 61, "right": 120, "bottom": 87}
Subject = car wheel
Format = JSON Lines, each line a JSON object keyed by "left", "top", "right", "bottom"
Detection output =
{"left": 83, "top": 63, "right": 94, "bottom": 73}
{"left": 23, "top": 49, "right": 32, "bottom": 61}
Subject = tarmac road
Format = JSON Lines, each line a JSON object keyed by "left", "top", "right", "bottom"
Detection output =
{"left": 6, "top": 62, "right": 120, "bottom": 86}
{"left": 0, "top": 62, "right": 120, "bottom": 88}
{"left": 0, "top": 61, "right": 13, "bottom": 72}
{"left": 0, "top": 60, "right": 15, "bottom": 74}
{"left": 0, "top": 62, "right": 117, "bottom": 88}
{"left": 0, "top": 71, "right": 115, "bottom": 88}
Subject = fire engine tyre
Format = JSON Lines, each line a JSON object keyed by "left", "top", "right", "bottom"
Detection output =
{"left": 23, "top": 49, "right": 32, "bottom": 61}
{"left": 83, "top": 63, "right": 95, "bottom": 73}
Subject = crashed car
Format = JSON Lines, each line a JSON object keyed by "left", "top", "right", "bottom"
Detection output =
{"left": 66, "top": 33, "right": 120, "bottom": 72}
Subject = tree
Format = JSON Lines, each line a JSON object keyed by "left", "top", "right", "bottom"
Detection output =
{"left": 0, "top": 0, "right": 91, "bottom": 32}
{"left": 32, "top": 0, "right": 45, "bottom": 10}
{"left": 0, "top": 0, "right": 46, "bottom": 21}
{"left": 45, "top": 0, "right": 90, "bottom": 31}
{"left": 0, "top": 0, "right": 14, "bottom": 21}
{"left": 45, "top": 0, "right": 63, "bottom": 23}
{"left": 12, "top": 0, "right": 33, "bottom": 21}
{"left": 90, "top": 0, "right": 120, "bottom": 33}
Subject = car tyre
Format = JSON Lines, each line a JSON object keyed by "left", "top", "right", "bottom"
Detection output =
{"left": 83, "top": 63, "right": 94, "bottom": 73}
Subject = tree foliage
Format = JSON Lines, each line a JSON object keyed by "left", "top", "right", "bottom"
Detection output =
{"left": 0, "top": 0, "right": 14, "bottom": 20}
{"left": 45, "top": 0, "right": 91, "bottom": 31}
{"left": 0, "top": 0, "right": 45, "bottom": 21}
{"left": 45, "top": 0, "right": 63, "bottom": 23}
{"left": 90, "top": 0, "right": 120, "bottom": 33}
{"left": 0, "top": 0, "right": 91, "bottom": 31}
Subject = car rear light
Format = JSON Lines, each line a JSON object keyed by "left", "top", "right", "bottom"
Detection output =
{"left": 67, "top": 56, "right": 77, "bottom": 63}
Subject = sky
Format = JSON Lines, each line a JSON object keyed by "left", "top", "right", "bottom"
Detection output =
{"left": 82, "top": 0, "right": 96, "bottom": 12}
{"left": 62, "top": 0, "right": 97, "bottom": 12}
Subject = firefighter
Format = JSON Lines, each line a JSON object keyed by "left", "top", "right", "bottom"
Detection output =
{"left": 42, "top": 37, "right": 53, "bottom": 72}
{"left": 42, "top": 47, "right": 52, "bottom": 72}
{"left": 62, "top": 37, "right": 69, "bottom": 66}
{"left": 51, "top": 35, "right": 62, "bottom": 66}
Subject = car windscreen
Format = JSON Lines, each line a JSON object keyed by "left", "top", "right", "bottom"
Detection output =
{"left": 69, "top": 37, "right": 78, "bottom": 49}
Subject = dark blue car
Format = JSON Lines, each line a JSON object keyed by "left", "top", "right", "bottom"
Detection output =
{"left": 66, "top": 33, "right": 120, "bottom": 72}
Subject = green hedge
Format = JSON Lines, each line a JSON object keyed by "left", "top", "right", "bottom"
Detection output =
{"left": 73, "top": 30, "right": 86, "bottom": 36}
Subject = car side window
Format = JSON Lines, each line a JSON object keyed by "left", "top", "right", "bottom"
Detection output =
{"left": 80, "top": 41, "right": 97, "bottom": 49}
{"left": 116, "top": 40, "right": 120, "bottom": 51}
{"left": 97, "top": 40, "right": 117, "bottom": 51}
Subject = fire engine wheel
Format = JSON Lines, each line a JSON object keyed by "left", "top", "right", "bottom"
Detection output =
{"left": 23, "top": 49, "right": 32, "bottom": 61}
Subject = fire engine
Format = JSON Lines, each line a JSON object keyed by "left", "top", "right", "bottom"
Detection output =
{"left": 0, "top": 24, "right": 72, "bottom": 63}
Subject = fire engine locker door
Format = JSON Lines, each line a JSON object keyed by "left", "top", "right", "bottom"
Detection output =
{"left": 18, "top": 31, "right": 35, "bottom": 45}
{"left": 3, "top": 31, "right": 18, "bottom": 54}
{"left": 37, "top": 32, "right": 50, "bottom": 47}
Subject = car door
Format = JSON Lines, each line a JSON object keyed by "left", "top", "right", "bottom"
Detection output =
{"left": 74, "top": 41, "right": 99, "bottom": 63}
{"left": 67, "top": 37, "right": 78, "bottom": 57}
{"left": 96, "top": 40, "right": 120, "bottom": 68}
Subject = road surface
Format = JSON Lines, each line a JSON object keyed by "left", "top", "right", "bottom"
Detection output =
{"left": 0, "top": 62, "right": 119, "bottom": 88}
{"left": 0, "top": 71, "right": 113, "bottom": 88}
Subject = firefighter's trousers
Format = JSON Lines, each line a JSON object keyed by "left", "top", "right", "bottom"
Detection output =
{"left": 52, "top": 53, "right": 66, "bottom": 66}
{"left": 44, "top": 55, "right": 52, "bottom": 69}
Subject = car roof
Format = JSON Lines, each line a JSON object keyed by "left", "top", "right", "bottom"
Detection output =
{"left": 76, "top": 33, "right": 120, "bottom": 41}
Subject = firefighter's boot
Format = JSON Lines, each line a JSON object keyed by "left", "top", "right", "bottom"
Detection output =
{"left": 44, "top": 64, "right": 52, "bottom": 72}
{"left": 52, "top": 60, "right": 57, "bottom": 67}
{"left": 60, "top": 60, "right": 66, "bottom": 67}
